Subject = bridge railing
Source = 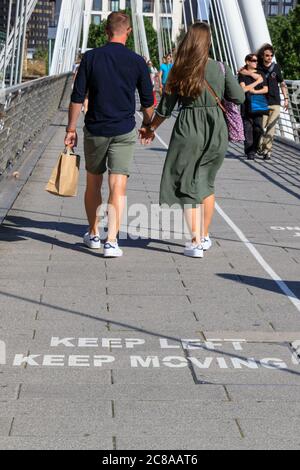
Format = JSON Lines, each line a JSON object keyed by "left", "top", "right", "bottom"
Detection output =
{"left": 0, "top": 73, "right": 72, "bottom": 178}
{"left": 277, "top": 80, "right": 300, "bottom": 145}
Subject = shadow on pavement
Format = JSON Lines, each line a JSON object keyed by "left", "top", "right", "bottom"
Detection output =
{"left": 217, "top": 273, "right": 300, "bottom": 298}
{"left": 0, "top": 216, "right": 184, "bottom": 255}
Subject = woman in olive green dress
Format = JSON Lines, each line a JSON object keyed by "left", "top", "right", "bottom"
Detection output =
{"left": 140, "top": 22, "right": 245, "bottom": 258}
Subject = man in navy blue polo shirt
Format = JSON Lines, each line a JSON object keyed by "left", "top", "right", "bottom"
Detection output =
{"left": 64, "top": 12, "right": 154, "bottom": 258}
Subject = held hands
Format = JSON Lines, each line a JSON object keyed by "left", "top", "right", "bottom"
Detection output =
{"left": 139, "top": 127, "right": 155, "bottom": 146}
{"left": 64, "top": 130, "right": 78, "bottom": 149}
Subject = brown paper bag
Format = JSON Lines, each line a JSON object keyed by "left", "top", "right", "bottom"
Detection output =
{"left": 45, "top": 148, "right": 80, "bottom": 197}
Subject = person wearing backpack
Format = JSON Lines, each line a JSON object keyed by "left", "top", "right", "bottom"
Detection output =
{"left": 238, "top": 54, "right": 269, "bottom": 161}
{"left": 139, "top": 22, "right": 245, "bottom": 258}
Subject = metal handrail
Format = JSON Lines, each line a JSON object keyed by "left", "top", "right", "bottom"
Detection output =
{"left": 0, "top": 73, "right": 72, "bottom": 178}
{"left": 277, "top": 80, "right": 300, "bottom": 145}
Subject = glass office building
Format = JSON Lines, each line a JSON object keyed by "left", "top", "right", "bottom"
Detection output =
{"left": 261, "top": 0, "right": 298, "bottom": 16}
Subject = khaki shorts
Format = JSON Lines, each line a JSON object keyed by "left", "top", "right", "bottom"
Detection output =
{"left": 83, "top": 127, "right": 136, "bottom": 176}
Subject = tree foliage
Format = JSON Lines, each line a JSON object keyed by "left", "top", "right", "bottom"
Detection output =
{"left": 267, "top": 5, "right": 300, "bottom": 80}
{"left": 88, "top": 10, "right": 159, "bottom": 69}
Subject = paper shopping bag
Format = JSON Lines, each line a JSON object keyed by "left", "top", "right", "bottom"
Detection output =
{"left": 45, "top": 148, "right": 80, "bottom": 197}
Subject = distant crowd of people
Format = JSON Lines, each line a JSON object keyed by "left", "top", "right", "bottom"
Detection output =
{"left": 67, "top": 12, "right": 289, "bottom": 259}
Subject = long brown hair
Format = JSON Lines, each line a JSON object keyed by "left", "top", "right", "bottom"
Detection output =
{"left": 165, "top": 22, "right": 211, "bottom": 98}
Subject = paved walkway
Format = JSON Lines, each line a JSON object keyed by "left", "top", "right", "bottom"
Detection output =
{"left": 0, "top": 104, "right": 300, "bottom": 450}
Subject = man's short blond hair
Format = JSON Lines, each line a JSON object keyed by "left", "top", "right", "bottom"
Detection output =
{"left": 106, "top": 12, "right": 131, "bottom": 37}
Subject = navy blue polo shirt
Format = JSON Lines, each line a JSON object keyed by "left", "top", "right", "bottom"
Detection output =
{"left": 71, "top": 42, "right": 154, "bottom": 137}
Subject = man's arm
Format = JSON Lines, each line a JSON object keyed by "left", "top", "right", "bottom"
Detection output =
{"left": 64, "top": 54, "right": 89, "bottom": 147}
{"left": 239, "top": 78, "right": 264, "bottom": 92}
{"left": 250, "top": 86, "right": 268, "bottom": 95}
{"left": 239, "top": 67, "right": 262, "bottom": 81}
{"left": 281, "top": 82, "right": 289, "bottom": 111}
{"left": 276, "top": 64, "right": 289, "bottom": 111}
{"left": 141, "top": 105, "right": 155, "bottom": 125}
{"left": 64, "top": 103, "right": 82, "bottom": 148}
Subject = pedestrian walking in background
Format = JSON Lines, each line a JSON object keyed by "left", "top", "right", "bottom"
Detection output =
{"left": 238, "top": 54, "right": 269, "bottom": 161}
{"left": 65, "top": 12, "right": 154, "bottom": 258}
{"left": 139, "top": 22, "right": 245, "bottom": 258}
{"left": 240, "top": 44, "right": 289, "bottom": 161}
{"left": 147, "top": 60, "right": 158, "bottom": 107}
{"left": 159, "top": 54, "right": 173, "bottom": 95}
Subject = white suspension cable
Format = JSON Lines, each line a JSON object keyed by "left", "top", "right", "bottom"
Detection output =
{"left": 209, "top": 0, "right": 224, "bottom": 62}
{"left": 197, "top": 0, "right": 203, "bottom": 21}
{"left": 2, "top": 0, "right": 13, "bottom": 88}
{"left": 0, "top": 0, "right": 39, "bottom": 86}
{"left": 182, "top": 0, "right": 187, "bottom": 33}
{"left": 19, "top": 0, "right": 29, "bottom": 84}
{"left": 50, "top": 0, "right": 84, "bottom": 75}
{"left": 163, "top": 0, "right": 172, "bottom": 55}
{"left": 201, "top": 0, "right": 217, "bottom": 60}
{"left": 212, "top": 0, "right": 230, "bottom": 66}
{"left": 160, "top": 12, "right": 168, "bottom": 57}
{"left": 188, "top": 0, "right": 194, "bottom": 24}
{"left": 154, "top": 0, "right": 164, "bottom": 64}
{"left": 10, "top": 0, "right": 21, "bottom": 86}
{"left": 219, "top": 0, "right": 245, "bottom": 74}
{"left": 15, "top": 0, "right": 25, "bottom": 85}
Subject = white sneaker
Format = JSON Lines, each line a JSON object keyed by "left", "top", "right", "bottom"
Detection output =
{"left": 104, "top": 241, "right": 123, "bottom": 258}
{"left": 83, "top": 232, "right": 101, "bottom": 249}
{"left": 184, "top": 243, "right": 204, "bottom": 258}
{"left": 201, "top": 236, "right": 212, "bottom": 251}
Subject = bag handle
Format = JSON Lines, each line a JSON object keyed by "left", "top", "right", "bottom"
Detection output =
{"left": 65, "top": 146, "right": 74, "bottom": 156}
{"left": 204, "top": 80, "right": 226, "bottom": 114}
{"left": 264, "top": 63, "right": 275, "bottom": 80}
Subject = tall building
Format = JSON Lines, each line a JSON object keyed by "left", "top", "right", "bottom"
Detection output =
{"left": 261, "top": 0, "right": 298, "bottom": 16}
{"left": 27, "top": 0, "right": 56, "bottom": 51}
{"left": 0, "top": 0, "right": 13, "bottom": 33}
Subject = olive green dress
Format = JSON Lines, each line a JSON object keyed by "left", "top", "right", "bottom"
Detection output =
{"left": 157, "top": 60, "right": 245, "bottom": 207}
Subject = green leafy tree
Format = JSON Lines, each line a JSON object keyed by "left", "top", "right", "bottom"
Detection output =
{"left": 33, "top": 47, "right": 48, "bottom": 60}
{"left": 267, "top": 5, "right": 300, "bottom": 79}
{"left": 87, "top": 10, "right": 159, "bottom": 69}
{"left": 33, "top": 47, "right": 49, "bottom": 74}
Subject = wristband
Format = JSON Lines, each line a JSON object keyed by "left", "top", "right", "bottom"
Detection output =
{"left": 141, "top": 122, "right": 155, "bottom": 133}
{"left": 66, "top": 127, "right": 76, "bottom": 132}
